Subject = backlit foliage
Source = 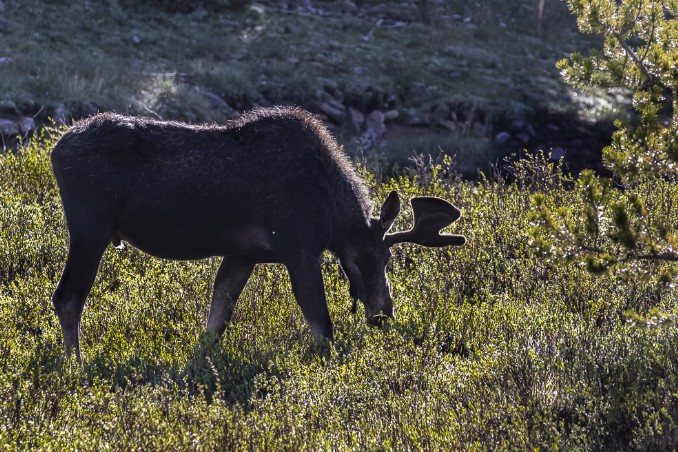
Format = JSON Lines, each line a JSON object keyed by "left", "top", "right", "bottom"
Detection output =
{"left": 0, "top": 131, "right": 677, "bottom": 449}
{"left": 531, "top": 0, "right": 678, "bottom": 275}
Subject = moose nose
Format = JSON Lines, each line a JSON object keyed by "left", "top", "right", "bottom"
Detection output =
{"left": 367, "top": 307, "right": 395, "bottom": 326}
{"left": 367, "top": 314, "right": 388, "bottom": 326}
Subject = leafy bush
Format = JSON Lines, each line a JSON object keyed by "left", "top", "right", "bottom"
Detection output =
{"left": 531, "top": 0, "right": 678, "bottom": 276}
{"left": 0, "top": 131, "right": 676, "bottom": 448}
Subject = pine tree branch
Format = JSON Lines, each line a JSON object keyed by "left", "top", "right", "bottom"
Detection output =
{"left": 632, "top": 252, "right": 678, "bottom": 262}
{"left": 611, "top": 29, "right": 668, "bottom": 91}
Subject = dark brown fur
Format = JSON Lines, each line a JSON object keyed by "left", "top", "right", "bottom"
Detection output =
{"left": 50, "top": 106, "right": 464, "bottom": 361}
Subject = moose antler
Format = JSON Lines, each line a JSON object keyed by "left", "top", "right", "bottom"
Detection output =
{"left": 385, "top": 197, "right": 466, "bottom": 247}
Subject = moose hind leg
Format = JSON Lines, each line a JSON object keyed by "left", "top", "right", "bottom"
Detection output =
{"left": 52, "top": 238, "right": 107, "bottom": 362}
{"left": 206, "top": 256, "right": 254, "bottom": 337}
{"left": 286, "top": 254, "right": 333, "bottom": 341}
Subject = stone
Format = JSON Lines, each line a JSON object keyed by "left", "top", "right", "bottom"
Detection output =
{"left": 524, "top": 122, "right": 536, "bottom": 138}
{"left": 515, "top": 132, "right": 531, "bottom": 143}
{"left": 494, "top": 131, "right": 512, "bottom": 144}
{"left": 192, "top": 86, "right": 235, "bottom": 115}
{"left": 409, "top": 82, "right": 431, "bottom": 101}
{"left": 0, "top": 99, "right": 18, "bottom": 115}
{"left": 402, "top": 108, "right": 427, "bottom": 127}
{"left": 0, "top": 17, "right": 8, "bottom": 33}
{"left": 51, "top": 104, "right": 70, "bottom": 125}
{"left": 319, "top": 101, "right": 345, "bottom": 123}
{"left": 108, "top": 0, "right": 126, "bottom": 20}
{"left": 81, "top": 100, "right": 100, "bottom": 117}
{"left": 348, "top": 107, "right": 364, "bottom": 132}
{"left": 0, "top": 1, "right": 4, "bottom": 13}
{"left": 550, "top": 147, "right": 566, "bottom": 160}
{"left": 365, "top": 110, "right": 386, "bottom": 137}
{"left": 510, "top": 119, "right": 526, "bottom": 132}
{"left": 0, "top": 119, "right": 19, "bottom": 138}
{"left": 383, "top": 109, "right": 399, "bottom": 121}
{"left": 439, "top": 120, "right": 457, "bottom": 132}
{"left": 18, "top": 117, "right": 35, "bottom": 135}
{"left": 188, "top": 7, "right": 208, "bottom": 21}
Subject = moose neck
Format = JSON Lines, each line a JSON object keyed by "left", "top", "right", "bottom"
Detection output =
{"left": 329, "top": 212, "right": 372, "bottom": 258}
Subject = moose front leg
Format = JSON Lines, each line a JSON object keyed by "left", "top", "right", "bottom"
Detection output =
{"left": 206, "top": 256, "right": 254, "bottom": 337}
{"left": 285, "top": 254, "right": 333, "bottom": 341}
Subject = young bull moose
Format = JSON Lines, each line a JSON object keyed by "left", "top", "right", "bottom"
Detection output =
{"left": 51, "top": 107, "right": 465, "bottom": 361}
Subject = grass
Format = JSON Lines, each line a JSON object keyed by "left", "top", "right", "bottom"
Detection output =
{"left": 0, "top": 129, "right": 677, "bottom": 449}
{"left": 0, "top": 0, "right": 614, "bottom": 168}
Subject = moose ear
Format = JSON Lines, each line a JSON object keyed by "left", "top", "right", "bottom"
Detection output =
{"left": 379, "top": 191, "right": 401, "bottom": 233}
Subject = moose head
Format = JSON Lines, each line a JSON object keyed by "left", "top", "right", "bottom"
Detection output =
{"left": 338, "top": 190, "right": 466, "bottom": 325}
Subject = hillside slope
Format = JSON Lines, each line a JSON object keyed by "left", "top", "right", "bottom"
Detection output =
{"left": 0, "top": 0, "right": 622, "bottom": 173}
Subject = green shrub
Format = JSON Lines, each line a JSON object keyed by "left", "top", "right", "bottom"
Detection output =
{"left": 0, "top": 130, "right": 676, "bottom": 449}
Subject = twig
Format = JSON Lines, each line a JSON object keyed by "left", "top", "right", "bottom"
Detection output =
{"left": 611, "top": 29, "right": 668, "bottom": 91}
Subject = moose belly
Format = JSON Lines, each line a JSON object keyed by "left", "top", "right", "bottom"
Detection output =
{"left": 115, "top": 216, "right": 279, "bottom": 262}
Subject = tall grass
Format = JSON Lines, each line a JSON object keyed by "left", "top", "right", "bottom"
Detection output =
{"left": 0, "top": 131, "right": 676, "bottom": 449}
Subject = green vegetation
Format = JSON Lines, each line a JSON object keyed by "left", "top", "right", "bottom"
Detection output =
{"left": 531, "top": 0, "right": 678, "bottom": 275}
{"left": 0, "top": 0, "right": 608, "bottom": 168}
{"left": 1, "top": 1, "right": 677, "bottom": 448}
{"left": 1, "top": 130, "right": 677, "bottom": 449}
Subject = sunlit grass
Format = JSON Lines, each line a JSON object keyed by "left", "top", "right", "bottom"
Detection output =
{"left": 0, "top": 128, "right": 676, "bottom": 449}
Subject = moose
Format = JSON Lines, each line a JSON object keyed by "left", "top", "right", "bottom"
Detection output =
{"left": 50, "top": 106, "right": 466, "bottom": 361}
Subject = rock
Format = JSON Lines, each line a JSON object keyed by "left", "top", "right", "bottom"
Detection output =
{"left": 390, "top": 50, "right": 405, "bottom": 62}
{"left": 550, "top": 147, "right": 566, "bottom": 160}
{"left": 402, "top": 108, "right": 427, "bottom": 127}
{"left": 0, "top": 119, "right": 19, "bottom": 138}
{"left": 81, "top": 100, "right": 100, "bottom": 117}
{"left": 348, "top": 107, "right": 364, "bottom": 133}
{"left": 472, "top": 121, "right": 487, "bottom": 136}
{"left": 0, "top": 17, "right": 8, "bottom": 33}
{"left": 524, "top": 122, "right": 536, "bottom": 138}
{"left": 0, "top": 56, "right": 12, "bottom": 64}
{"left": 18, "top": 117, "right": 35, "bottom": 135}
{"left": 319, "top": 101, "right": 345, "bottom": 123}
{"left": 0, "top": 1, "right": 4, "bottom": 13}
{"left": 494, "top": 131, "right": 512, "bottom": 144}
{"left": 131, "top": 34, "right": 142, "bottom": 45}
{"left": 188, "top": 7, "right": 208, "bottom": 21}
{"left": 409, "top": 82, "right": 431, "bottom": 101}
{"left": 340, "top": 1, "right": 357, "bottom": 13}
{"left": 365, "top": 110, "right": 386, "bottom": 137}
{"left": 108, "top": 0, "right": 127, "bottom": 20}
{"left": 510, "top": 119, "right": 526, "bottom": 132}
{"left": 383, "top": 109, "right": 399, "bottom": 121}
{"left": 0, "top": 99, "right": 18, "bottom": 115}
{"left": 354, "top": 128, "right": 380, "bottom": 151}
{"left": 192, "top": 86, "right": 235, "bottom": 115}
{"left": 51, "top": 104, "right": 70, "bottom": 125}
{"left": 439, "top": 120, "right": 457, "bottom": 132}
{"left": 515, "top": 132, "right": 531, "bottom": 144}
